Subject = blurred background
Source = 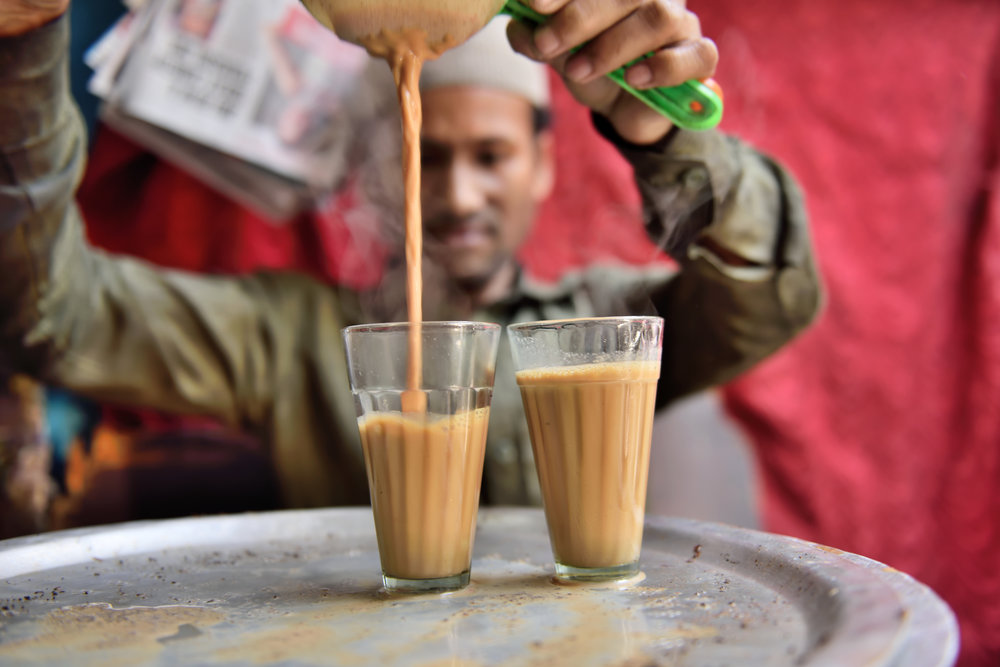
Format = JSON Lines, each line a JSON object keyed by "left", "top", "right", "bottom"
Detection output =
{"left": 0, "top": 0, "right": 996, "bottom": 664}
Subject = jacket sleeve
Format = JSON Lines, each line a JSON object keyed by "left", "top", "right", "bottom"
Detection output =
{"left": 593, "top": 117, "right": 824, "bottom": 407}
{"left": 0, "top": 14, "right": 333, "bottom": 429}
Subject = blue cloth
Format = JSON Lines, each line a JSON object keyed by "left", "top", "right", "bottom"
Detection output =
{"left": 45, "top": 387, "right": 100, "bottom": 491}
{"left": 69, "top": 1, "right": 125, "bottom": 141}
{"left": 44, "top": 3, "right": 123, "bottom": 488}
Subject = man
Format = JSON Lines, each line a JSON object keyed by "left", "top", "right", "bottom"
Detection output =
{"left": 0, "top": 0, "right": 821, "bottom": 510}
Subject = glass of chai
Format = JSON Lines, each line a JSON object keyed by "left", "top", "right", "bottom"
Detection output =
{"left": 343, "top": 321, "right": 500, "bottom": 593}
{"left": 508, "top": 316, "right": 663, "bottom": 582}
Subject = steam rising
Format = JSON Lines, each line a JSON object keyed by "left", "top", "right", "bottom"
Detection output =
{"left": 330, "top": 56, "right": 714, "bottom": 323}
{"left": 329, "top": 59, "right": 492, "bottom": 322}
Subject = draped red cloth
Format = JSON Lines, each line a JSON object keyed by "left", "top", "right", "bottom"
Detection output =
{"left": 696, "top": 1, "right": 999, "bottom": 664}
{"left": 78, "top": 0, "right": 999, "bottom": 662}
{"left": 698, "top": 3, "right": 1000, "bottom": 665}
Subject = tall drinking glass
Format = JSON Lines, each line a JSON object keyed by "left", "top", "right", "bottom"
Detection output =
{"left": 508, "top": 316, "right": 663, "bottom": 582}
{"left": 343, "top": 321, "right": 500, "bottom": 592}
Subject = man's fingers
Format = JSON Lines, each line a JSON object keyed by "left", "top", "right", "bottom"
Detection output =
{"left": 522, "top": 0, "right": 575, "bottom": 17}
{"left": 604, "top": 93, "right": 675, "bottom": 144}
{"left": 507, "top": 0, "right": 718, "bottom": 144}
{"left": 560, "top": 71, "right": 623, "bottom": 116}
{"left": 529, "top": 0, "right": 641, "bottom": 60}
{"left": 510, "top": 1, "right": 714, "bottom": 88}
{"left": 561, "top": 0, "right": 694, "bottom": 84}
{"left": 508, "top": 20, "right": 579, "bottom": 77}
{"left": 623, "top": 37, "right": 718, "bottom": 89}
{"left": 506, "top": 19, "right": 542, "bottom": 60}
{"left": 0, "top": 0, "right": 70, "bottom": 36}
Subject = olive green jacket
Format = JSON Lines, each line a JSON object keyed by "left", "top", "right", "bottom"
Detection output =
{"left": 0, "top": 16, "right": 821, "bottom": 508}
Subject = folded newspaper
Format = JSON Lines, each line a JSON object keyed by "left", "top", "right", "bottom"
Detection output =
{"left": 88, "top": 0, "right": 369, "bottom": 220}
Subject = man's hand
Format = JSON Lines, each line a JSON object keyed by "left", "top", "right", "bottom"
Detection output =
{"left": 507, "top": 0, "right": 718, "bottom": 145}
{"left": 0, "top": 0, "right": 69, "bottom": 37}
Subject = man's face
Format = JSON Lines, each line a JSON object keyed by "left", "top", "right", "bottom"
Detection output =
{"left": 421, "top": 87, "right": 554, "bottom": 291}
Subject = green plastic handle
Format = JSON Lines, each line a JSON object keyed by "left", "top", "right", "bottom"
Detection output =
{"left": 500, "top": 0, "right": 723, "bottom": 131}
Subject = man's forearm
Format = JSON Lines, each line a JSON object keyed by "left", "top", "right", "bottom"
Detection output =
{"left": 592, "top": 116, "right": 823, "bottom": 404}
{"left": 0, "top": 1, "right": 69, "bottom": 38}
{"left": 627, "top": 127, "right": 820, "bottom": 311}
{"left": 0, "top": 12, "right": 86, "bottom": 373}
{"left": 592, "top": 116, "right": 787, "bottom": 266}
{"left": 0, "top": 13, "right": 307, "bottom": 428}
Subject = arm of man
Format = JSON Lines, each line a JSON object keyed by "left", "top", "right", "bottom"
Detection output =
{"left": 0, "top": 10, "right": 348, "bottom": 432}
{"left": 603, "top": 122, "right": 822, "bottom": 406}
{"left": 509, "top": 0, "right": 822, "bottom": 405}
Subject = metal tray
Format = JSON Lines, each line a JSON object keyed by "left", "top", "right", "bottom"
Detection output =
{"left": 0, "top": 508, "right": 957, "bottom": 666}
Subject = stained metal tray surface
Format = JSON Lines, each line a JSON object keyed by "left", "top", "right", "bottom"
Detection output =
{"left": 0, "top": 507, "right": 957, "bottom": 666}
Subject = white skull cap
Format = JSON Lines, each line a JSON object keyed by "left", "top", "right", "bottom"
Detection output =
{"left": 420, "top": 16, "right": 550, "bottom": 108}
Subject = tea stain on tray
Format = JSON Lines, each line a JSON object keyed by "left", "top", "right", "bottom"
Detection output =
{"left": 0, "top": 603, "right": 224, "bottom": 664}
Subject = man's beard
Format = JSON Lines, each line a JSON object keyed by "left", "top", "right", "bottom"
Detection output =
{"left": 424, "top": 208, "right": 503, "bottom": 276}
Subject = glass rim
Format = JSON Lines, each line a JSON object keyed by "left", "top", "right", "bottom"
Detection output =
{"left": 343, "top": 320, "right": 501, "bottom": 336}
{"left": 507, "top": 315, "right": 663, "bottom": 333}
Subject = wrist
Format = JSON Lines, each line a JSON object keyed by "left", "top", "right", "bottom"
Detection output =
{"left": 694, "top": 235, "right": 762, "bottom": 268}
{"left": 590, "top": 112, "right": 679, "bottom": 153}
{"left": 0, "top": 2, "right": 69, "bottom": 38}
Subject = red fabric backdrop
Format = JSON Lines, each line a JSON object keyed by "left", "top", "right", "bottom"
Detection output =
{"left": 77, "top": 1, "right": 999, "bottom": 663}
{"left": 698, "top": 3, "right": 1000, "bottom": 665}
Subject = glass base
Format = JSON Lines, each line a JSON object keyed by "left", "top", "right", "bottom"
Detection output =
{"left": 554, "top": 561, "right": 639, "bottom": 582}
{"left": 382, "top": 570, "right": 470, "bottom": 593}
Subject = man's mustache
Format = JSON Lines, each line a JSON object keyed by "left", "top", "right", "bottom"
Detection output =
{"left": 423, "top": 211, "right": 501, "bottom": 238}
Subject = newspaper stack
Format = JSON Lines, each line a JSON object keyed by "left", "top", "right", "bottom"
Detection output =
{"left": 88, "top": 0, "right": 370, "bottom": 220}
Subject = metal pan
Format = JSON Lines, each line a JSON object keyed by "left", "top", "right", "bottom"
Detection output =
{"left": 0, "top": 507, "right": 957, "bottom": 665}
